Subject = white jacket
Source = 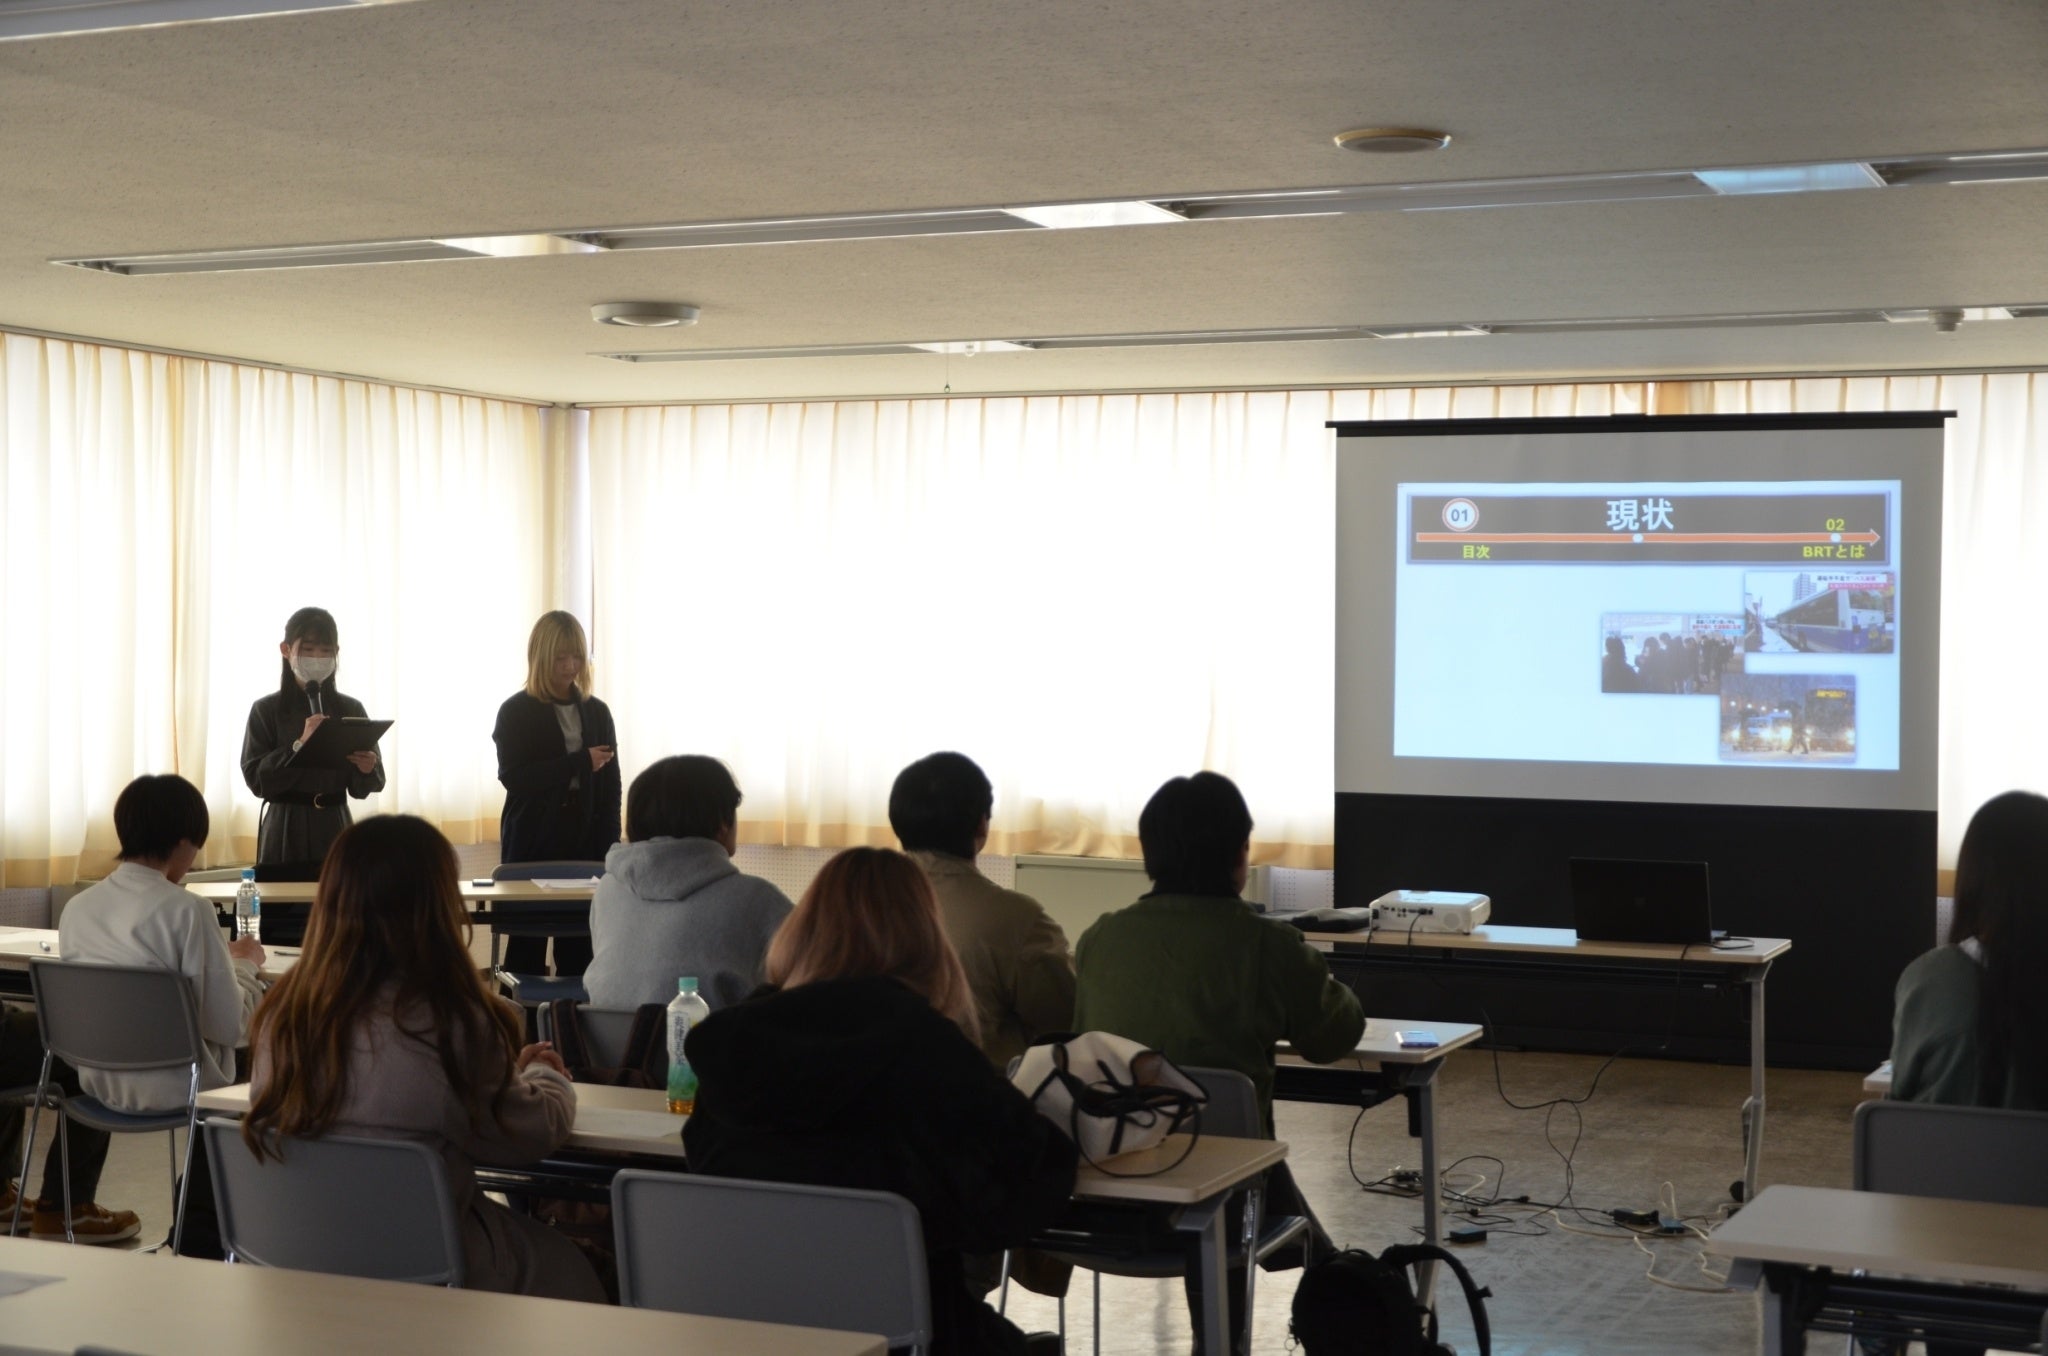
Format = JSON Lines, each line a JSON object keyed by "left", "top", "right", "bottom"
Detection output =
{"left": 57, "top": 862, "right": 264, "bottom": 1112}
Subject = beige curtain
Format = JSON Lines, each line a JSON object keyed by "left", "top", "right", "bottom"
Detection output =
{"left": 587, "top": 382, "right": 1648, "bottom": 868}
{"left": 0, "top": 334, "right": 549, "bottom": 883}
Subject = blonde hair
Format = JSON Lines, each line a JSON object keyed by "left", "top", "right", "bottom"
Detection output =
{"left": 524, "top": 611, "right": 591, "bottom": 701}
{"left": 766, "top": 847, "right": 979, "bottom": 1042}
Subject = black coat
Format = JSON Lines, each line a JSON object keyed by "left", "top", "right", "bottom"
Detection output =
{"left": 492, "top": 688, "right": 621, "bottom": 865}
{"left": 241, "top": 681, "right": 385, "bottom": 865}
{"left": 683, "top": 976, "right": 1079, "bottom": 1356}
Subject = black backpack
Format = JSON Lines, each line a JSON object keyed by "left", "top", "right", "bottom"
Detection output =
{"left": 1289, "top": 1244, "right": 1493, "bottom": 1356}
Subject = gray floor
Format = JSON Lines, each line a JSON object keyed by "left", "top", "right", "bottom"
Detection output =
{"left": 16, "top": 1049, "right": 1872, "bottom": 1354}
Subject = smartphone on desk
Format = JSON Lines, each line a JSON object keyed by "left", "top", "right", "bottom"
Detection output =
{"left": 470, "top": 878, "right": 495, "bottom": 888}
{"left": 1395, "top": 1030, "right": 1440, "bottom": 1050}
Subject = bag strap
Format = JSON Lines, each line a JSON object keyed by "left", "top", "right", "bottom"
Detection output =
{"left": 546, "top": 999, "right": 592, "bottom": 1071}
{"left": 1378, "top": 1243, "right": 1493, "bottom": 1356}
{"left": 621, "top": 1002, "right": 667, "bottom": 1083}
{"left": 1028, "top": 1041, "right": 1206, "bottom": 1178}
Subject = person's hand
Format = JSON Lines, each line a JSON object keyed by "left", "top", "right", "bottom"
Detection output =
{"left": 346, "top": 749, "right": 378, "bottom": 774}
{"left": 298, "top": 713, "right": 328, "bottom": 745}
{"left": 587, "top": 745, "right": 615, "bottom": 772}
{"left": 517, "top": 1042, "right": 569, "bottom": 1077}
{"left": 228, "top": 936, "right": 267, "bottom": 966}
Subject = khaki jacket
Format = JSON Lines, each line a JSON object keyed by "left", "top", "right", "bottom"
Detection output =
{"left": 912, "top": 851, "right": 1076, "bottom": 1070}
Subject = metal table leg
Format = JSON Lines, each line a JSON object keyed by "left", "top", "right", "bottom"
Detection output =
{"left": 1415, "top": 1065, "right": 1443, "bottom": 1306}
{"left": 1741, "top": 971, "right": 1767, "bottom": 1201}
{"left": 1176, "top": 1195, "right": 1231, "bottom": 1356}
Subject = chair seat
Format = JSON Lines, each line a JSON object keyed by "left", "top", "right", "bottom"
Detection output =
{"left": 58, "top": 1094, "right": 192, "bottom": 1135}
{"left": 501, "top": 974, "right": 589, "bottom": 1005}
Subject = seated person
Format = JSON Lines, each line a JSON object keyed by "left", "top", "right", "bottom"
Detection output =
{"left": 1891, "top": 790, "right": 2048, "bottom": 1109}
{"left": 1073, "top": 771, "right": 1364, "bottom": 1353}
{"left": 683, "top": 847, "right": 1078, "bottom": 1356}
{"left": 0, "top": 1005, "right": 141, "bottom": 1243}
{"left": 583, "top": 755, "right": 793, "bottom": 1010}
{"left": 58, "top": 773, "right": 264, "bottom": 1255}
{"left": 890, "top": 751, "right": 1074, "bottom": 1069}
{"left": 244, "top": 814, "right": 602, "bottom": 1301}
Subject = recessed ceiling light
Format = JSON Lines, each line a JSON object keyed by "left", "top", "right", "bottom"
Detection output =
{"left": 906, "top": 340, "right": 1035, "bottom": 355}
{"left": 439, "top": 234, "right": 604, "bottom": 258}
{"left": 1333, "top": 127, "right": 1453, "bottom": 154}
{"left": 591, "top": 302, "right": 700, "bottom": 328}
{"left": 1003, "top": 202, "right": 1187, "bottom": 229}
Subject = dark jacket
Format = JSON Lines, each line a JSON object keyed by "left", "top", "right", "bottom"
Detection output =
{"left": 683, "top": 976, "right": 1079, "bottom": 1356}
{"left": 1074, "top": 892, "right": 1365, "bottom": 1129}
{"left": 492, "top": 688, "right": 621, "bottom": 864}
{"left": 240, "top": 681, "right": 385, "bottom": 865}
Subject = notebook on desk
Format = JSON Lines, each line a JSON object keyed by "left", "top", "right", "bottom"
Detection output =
{"left": 1569, "top": 857, "right": 1723, "bottom": 945}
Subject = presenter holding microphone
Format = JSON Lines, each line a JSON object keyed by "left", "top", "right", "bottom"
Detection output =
{"left": 240, "top": 607, "right": 385, "bottom": 867}
{"left": 492, "top": 611, "right": 620, "bottom": 979}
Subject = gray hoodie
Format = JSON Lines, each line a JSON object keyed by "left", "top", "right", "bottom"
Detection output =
{"left": 583, "top": 837, "right": 795, "bottom": 1010}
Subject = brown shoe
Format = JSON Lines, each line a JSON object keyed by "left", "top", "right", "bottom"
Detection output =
{"left": 29, "top": 1199, "right": 142, "bottom": 1245}
{"left": 0, "top": 1180, "right": 23, "bottom": 1234}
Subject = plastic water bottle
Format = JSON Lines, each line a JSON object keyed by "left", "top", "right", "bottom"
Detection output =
{"left": 666, "top": 976, "right": 710, "bottom": 1115}
{"left": 234, "top": 869, "right": 261, "bottom": 941}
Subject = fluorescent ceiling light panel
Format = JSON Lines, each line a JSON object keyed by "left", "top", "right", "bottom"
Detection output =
{"left": 437, "top": 234, "right": 603, "bottom": 258}
{"left": 906, "top": 340, "right": 1034, "bottom": 354}
{"left": 1002, "top": 201, "right": 1188, "bottom": 229}
{"left": 1693, "top": 162, "right": 1885, "bottom": 195}
{"left": 0, "top": 0, "right": 395, "bottom": 40}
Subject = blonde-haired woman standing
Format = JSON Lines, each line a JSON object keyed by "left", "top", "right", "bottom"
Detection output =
{"left": 491, "top": 611, "right": 620, "bottom": 979}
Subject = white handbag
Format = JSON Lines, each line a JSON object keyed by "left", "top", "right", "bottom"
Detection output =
{"left": 1012, "top": 1031, "right": 1206, "bottom": 1171}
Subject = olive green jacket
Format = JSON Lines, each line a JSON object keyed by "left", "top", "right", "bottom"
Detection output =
{"left": 1073, "top": 892, "right": 1365, "bottom": 1126}
{"left": 1891, "top": 942, "right": 2048, "bottom": 1109}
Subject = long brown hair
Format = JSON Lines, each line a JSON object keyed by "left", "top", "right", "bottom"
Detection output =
{"left": 243, "top": 815, "right": 522, "bottom": 1159}
{"left": 766, "top": 847, "right": 979, "bottom": 1041}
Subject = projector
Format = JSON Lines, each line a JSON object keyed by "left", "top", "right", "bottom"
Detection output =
{"left": 1368, "top": 889, "right": 1491, "bottom": 934}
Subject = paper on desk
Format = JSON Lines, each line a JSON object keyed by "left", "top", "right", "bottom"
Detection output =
{"left": 0, "top": 1270, "right": 60, "bottom": 1299}
{"left": 576, "top": 1106, "right": 685, "bottom": 1140}
{"left": 533, "top": 878, "right": 601, "bottom": 890}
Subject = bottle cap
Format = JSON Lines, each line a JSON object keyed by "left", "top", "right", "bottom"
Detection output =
{"left": 241, "top": 868, "right": 256, "bottom": 880}
{"left": 678, "top": 977, "right": 698, "bottom": 993}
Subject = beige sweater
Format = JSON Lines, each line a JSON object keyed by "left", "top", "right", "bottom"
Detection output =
{"left": 913, "top": 850, "right": 1075, "bottom": 1070}
{"left": 251, "top": 995, "right": 582, "bottom": 1295}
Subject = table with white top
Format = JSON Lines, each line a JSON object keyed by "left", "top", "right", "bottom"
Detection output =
{"left": 0, "top": 1233, "right": 883, "bottom": 1356}
{"left": 1864, "top": 1059, "right": 1893, "bottom": 1095}
{"left": 1277, "top": 1017, "right": 1483, "bottom": 1279}
{"left": 1706, "top": 1184, "right": 2048, "bottom": 1354}
{"left": 1303, "top": 922, "right": 1792, "bottom": 1201}
{"left": 202, "top": 1081, "right": 1279, "bottom": 1356}
{"left": 186, "top": 878, "right": 598, "bottom": 939}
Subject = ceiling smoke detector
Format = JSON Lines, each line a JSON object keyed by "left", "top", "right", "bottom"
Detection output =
{"left": 1333, "top": 127, "right": 1453, "bottom": 154}
{"left": 591, "top": 302, "right": 700, "bottom": 328}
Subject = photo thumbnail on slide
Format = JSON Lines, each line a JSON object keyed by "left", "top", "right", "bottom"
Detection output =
{"left": 1744, "top": 571, "right": 1896, "bottom": 654}
{"left": 1599, "top": 613, "right": 1744, "bottom": 695}
{"left": 1719, "top": 674, "right": 1857, "bottom": 763}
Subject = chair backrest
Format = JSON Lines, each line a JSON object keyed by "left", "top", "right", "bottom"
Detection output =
{"left": 28, "top": 960, "right": 204, "bottom": 1074}
{"left": 1183, "top": 1066, "right": 1262, "bottom": 1139}
{"left": 536, "top": 1004, "right": 641, "bottom": 1070}
{"left": 1853, "top": 1099, "right": 2048, "bottom": 1206}
{"left": 613, "top": 1170, "right": 930, "bottom": 1349}
{"left": 202, "top": 1121, "right": 464, "bottom": 1286}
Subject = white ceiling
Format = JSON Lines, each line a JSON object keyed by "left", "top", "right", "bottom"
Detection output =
{"left": 3, "top": 0, "right": 2047, "bottom": 404}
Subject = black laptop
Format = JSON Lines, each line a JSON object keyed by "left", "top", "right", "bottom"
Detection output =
{"left": 1569, "top": 857, "right": 1721, "bottom": 945}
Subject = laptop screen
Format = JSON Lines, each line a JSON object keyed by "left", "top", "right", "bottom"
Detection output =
{"left": 1569, "top": 857, "right": 1715, "bottom": 945}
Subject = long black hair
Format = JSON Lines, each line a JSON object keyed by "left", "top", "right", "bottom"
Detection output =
{"left": 277, "top": 606, "right": 339, "bottom": 700}
{"left": 1949, "top": 790, "right": 2048, "bottom": 1104}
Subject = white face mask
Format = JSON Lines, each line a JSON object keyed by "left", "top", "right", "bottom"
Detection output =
{"left": 291, "top": 654, "right": 336, "bottom": 686}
